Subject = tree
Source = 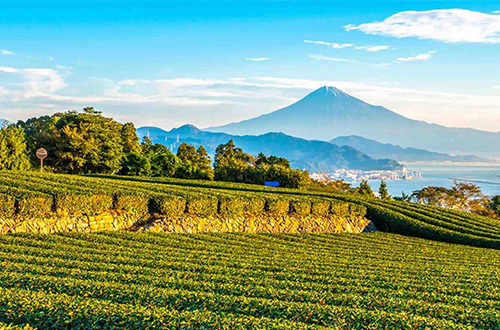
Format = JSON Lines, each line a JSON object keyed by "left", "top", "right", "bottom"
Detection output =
{"left": 489, "top": 195, "right": 500, "bottom": 217}
{"left": 121, "top": 122, "right": 140, "bottom": 154}
{"left": 378, "top": 180, "right": 389, "bottom": 199}
{"left": 394, "top": 191, "right": 411, "bottom": 202}
{"left": 0, "top": 124, "right": 31, "bottom": 170}
{"left": 20, "top": 108, "right": 127, "bottom": 174}
{"left": 355, "top": 180, "right": 375, "bottom": 197}
{"left": 214, "top": 140, "right": 254, "bottom": 182}
{"left": 175, "top": 142, "right": 213, "bottom": 180}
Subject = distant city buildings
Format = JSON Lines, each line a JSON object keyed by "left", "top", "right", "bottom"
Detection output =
{"left": 310, "top": 167, "right": 422, "bottom": 183}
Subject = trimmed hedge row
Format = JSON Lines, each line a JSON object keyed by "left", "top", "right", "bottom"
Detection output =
{"left": 0, "top": 172, "right": 366, "bottom": 228}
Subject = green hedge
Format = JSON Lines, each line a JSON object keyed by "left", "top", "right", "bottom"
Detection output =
{"left": 218, "top": 196, "right": 266, "bottom": 216}
{"left": 311, "top": 201, "right": 330, "bottom": 217}
{"left": 54, "top": 194, "right": 113, "bottom": 216}
{"left": 289, "top": 200, "right": 311, "bottom": 216}
{"left": 330, "top": 200, "right": 350, "bottom": 217}
{"left": 114, "top": 194, "right": 150, "bottom": 217}
{"left": 16, "top": 195, "right": 52, "bottom": 218}
{"left": 186, "top": 196, "right": 218, "bottom": 216}
{"left": 149, "top": 195, "right": 186, "bottom": 217}
{"left": 265, "top": 199, "right": 289, "bottom": 215}
{"left": 0, "top": 194, "right": 15, "bottom": 218}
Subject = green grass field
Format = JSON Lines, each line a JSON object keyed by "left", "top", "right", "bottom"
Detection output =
{"left": 0, "top": 232, "right": 499, "bottom": 329}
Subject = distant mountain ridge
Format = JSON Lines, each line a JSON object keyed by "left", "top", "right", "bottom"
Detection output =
{"left": 137, "top": 125, "right": 402, "bottom": 172}
{"left": 330, "top": 135, "right": 491, "bottom": 163}
{"left": 207, "top": 86, "right": 500, "bottom": 157}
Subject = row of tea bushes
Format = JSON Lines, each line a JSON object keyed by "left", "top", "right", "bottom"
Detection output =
{"left": 0, "top": 171, "right": 368, "bottom": 234}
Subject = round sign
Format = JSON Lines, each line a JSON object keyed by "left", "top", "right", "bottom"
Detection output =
{"left": 36, "top": 148, "right": 48, "bottom": 160}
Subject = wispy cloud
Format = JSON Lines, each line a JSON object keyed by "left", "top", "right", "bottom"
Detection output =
{"left": 245, "top": 57, "right": 270, "bottom": 61}
{"left": 345, "top": 9, "right": 500, "bottom": 43}
{"left": 494, "top": 85, "right": 500, "bottom": 89}
{"left": 397, "top": 51, "right": 436, "bottom": 62}
{"left": 1, "top": 49, "right": 15, "bottom": 56}
{"left": 304, "top": 40, "right": 389, "bottom": 52}
{"left": 303, "top": 40, "right": 354, "bottom": 49}
{"left": 2, "top": 64, "right": 499, "bottom": 131}
{"left": 355, "top": 45, "right": 390, "bottom": 52}
{"left": 308, "top": 54, "right": 359, "bottom": 63}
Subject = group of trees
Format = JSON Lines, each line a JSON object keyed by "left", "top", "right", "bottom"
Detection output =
{"left": 213, "top": 140, "right": 311, "bottom": 188}
{"left": 408, "top": 181, "right": 499, "bottom": 218}
{"left": 3, "top": 108, "right": 309, "bottom": 187}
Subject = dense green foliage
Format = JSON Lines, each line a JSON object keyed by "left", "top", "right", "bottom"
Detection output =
{"left": 0, "top": 125, "right": 30, "bottom": 171}
{"left": 20, "top": 108, "right": 125, "bottom": 174}
{"left": 214, "top": 140, "right": 310, "bottom": 188}
{"left": 0, "top": 232, "right": 498, "bottom": 329}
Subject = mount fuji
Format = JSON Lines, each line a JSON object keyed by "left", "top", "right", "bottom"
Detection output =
{"left": 207, "top": 87, "right": 500, "bottom": 157}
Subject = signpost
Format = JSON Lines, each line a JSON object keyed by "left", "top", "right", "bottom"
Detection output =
{"left": 36, "top": 148, "right": 48, "bottom": 172}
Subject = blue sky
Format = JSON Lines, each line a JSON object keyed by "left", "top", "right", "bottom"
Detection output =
{"left": 1, "top": 0, "right": 499, "bottom": 131}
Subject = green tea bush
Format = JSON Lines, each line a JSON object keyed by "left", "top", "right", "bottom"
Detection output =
{"left": 0, "top": 194, "right": 15, "bottom": 219}
{"left": 114, "top": 193, "right": 150, "bottom": 217}
{"left": 265, "top": 198, "right": 289, "bottom": 215}
{"left": 149, "top": 195, "right": 186, "bottom": 217}
{"left": 289, "top": 200, "right": 311, "bottom": 216}
{"left": 186, "top": 196, "right": 218, "bottom": 216}
{"left": 311, "top": 201, "right": 330, "bottom": 216}
{"left": 54, "top": 194, "right": 113, "bottom": 216}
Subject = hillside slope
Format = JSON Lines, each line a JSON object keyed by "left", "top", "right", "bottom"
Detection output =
{"left": 208, "top": 86, "right": 500, "bottom": 156}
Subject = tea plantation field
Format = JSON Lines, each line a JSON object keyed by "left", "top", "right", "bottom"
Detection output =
{"left": 0, "top": 231, "right": 499, "bottom": 329}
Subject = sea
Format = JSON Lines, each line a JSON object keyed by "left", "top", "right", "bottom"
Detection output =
{"left": 367, "top": 163, "right": 500, "bottom": 197}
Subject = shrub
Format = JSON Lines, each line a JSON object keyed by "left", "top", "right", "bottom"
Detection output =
{"left": 311, "top": 201, "right": 330, "bottom": 217}
{"left": 114, "top": 193, "right": 150, "bottom": 217}
{"left": 149, "top": 195, "right": 186, "bottom": 217}
{"left": 289, "top": 200, "right": 311, "bottom": 216}
{"left": 266, "top": 198, "right": 289, "bottom": 215}
{"left": 0, "top": 194, "right": 15, "bottom": 218}
{"left": 186, "top": 196, "right": 218, "bottom": 216}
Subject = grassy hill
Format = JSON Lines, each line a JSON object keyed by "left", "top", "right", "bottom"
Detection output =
{"left": 0, "top": 231, "right": 499, "bottom": 329}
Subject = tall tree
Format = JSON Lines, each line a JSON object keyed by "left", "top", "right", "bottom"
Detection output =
{"left": 121, "top": 122, "right": 140, "bottom": 154}
{"left": 378, "top": 180, "right": 389, "bottom": 199}
{"left": 0, "top": 125, "right": 31, "bottom": 170}
{"left": 356, "top": 180, "right": 375, "bottom": 197}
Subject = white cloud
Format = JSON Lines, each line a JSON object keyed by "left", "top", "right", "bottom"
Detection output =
{"left": 1, "top": 49, "right": 15, "bottom": 55}
{"left": 0, "top": 66, "right": 18, "bottom": 73}
{"left": 494, "top": 85, "right": 500, "bottom": 89}
{"left": 397, "top": 50, "right": 436, "bottom": 62}
{"left": 355, "top": 45, "right": 390, "bottom": 52}
{"left": 1, "top": 66, "right": 499, "bottom": 132}
{"left": 304, "top": 40, "right": 390, "bottom": 52}
{"left": 345, "top": 9, "right": 500, "bottom": 43}
{"left": 245, "top": 57, "right": 270, "bottom": 61}
{"left": 303, "top": 40, "right": 354, "bottom": 49}
{"left": 308, "top": 54, "right": 359, "bottom": 63}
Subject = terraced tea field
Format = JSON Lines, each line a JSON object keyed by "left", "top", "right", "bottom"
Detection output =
{"left": 0, "top": 232, "right": 499, "bottom": 329}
